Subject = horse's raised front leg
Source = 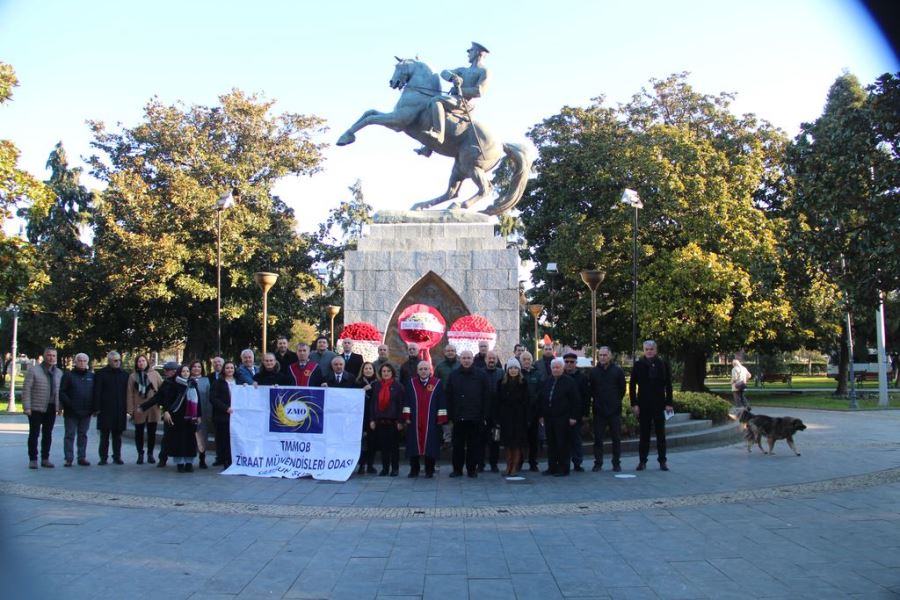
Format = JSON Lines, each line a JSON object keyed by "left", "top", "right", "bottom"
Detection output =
{"left": 336, "top": 110, "right": 381, "bottom": 146}
{"left": 337, "top": 109, "right": 415, "bottom": 146}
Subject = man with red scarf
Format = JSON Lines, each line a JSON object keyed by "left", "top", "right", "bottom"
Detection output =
{"left": 288, "top": 343, "right": 323, "bottom": 387}
{"left": 402, "top": 361, "right": 447, "bottom": 478}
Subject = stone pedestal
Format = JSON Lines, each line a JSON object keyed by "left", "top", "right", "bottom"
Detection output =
{"left": 344, "top": 221, "right": 520, "bottom": 364}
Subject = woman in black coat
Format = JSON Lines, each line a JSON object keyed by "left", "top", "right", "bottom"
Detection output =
{"left": 356, "top": 362, "right": 379, "bottom": 475}
{"left": 366, "top": 363, "right": 405, "bottom": 476}
{"left": 494, "top": 358, "right": 531, "bottom": 476}
{"left": 209, "top": 361, "right": 237, "bottom": 469}
{"left": 155, "top": 365, "right": 200, "bottom": 473}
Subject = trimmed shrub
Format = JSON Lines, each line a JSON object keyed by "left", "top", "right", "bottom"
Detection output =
{"left": 672, "top": 391, "right": 731, "bottom": 423}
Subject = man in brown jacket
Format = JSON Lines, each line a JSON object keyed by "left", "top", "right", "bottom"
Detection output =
{"left": 23, "top": 347, "right": 64, "bottom": 469}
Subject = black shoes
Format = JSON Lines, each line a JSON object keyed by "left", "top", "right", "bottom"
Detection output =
{"left": 542, "top": 469, "right": 555, "bottom": 476}
{"left": 529, "top": 464, "right": 539, "bottom": 472}
{"left": 490, "top": 465, "right": 500, "bottom": 473}
{"left": 424, "top": 472, "right": 434, "bottom": 479}
{"left": 147, "top": 455, "right": 156, "bottom": 464}
{"left": 408, "top": 471, "right": 419, "bottom": 478}
{"left": 184, "top": 463, "right": 194, "bottom": 472}
{"left": 449, "top": 471, "right": 462, "bottom": 478}
{"left": 613, "top": 464, "right": 622, "bottom": 472}
{"left": 573, "top": 464, "right": 584, "bottom": 472}
{"left": 137, "top": 453, "right": 144, "bottom": 465}
{"left": 113, "top": 457, "right": 124, "bottom": 465}
{"left": 636, "top": 462, "right": 646, "bottom": 471}
{"left": 98, "top": 459, "right": 108, "bottom": 466}
{"left": 177, "top": 464, "right": 185, "bottom": 472}
{"left": 660, "top": 462, "right": 669, "bottom": 471}
{"left": 379, "top": 468, "right": 389, "bottom": 476}
{"left": 78, "top": 459, "right": 90, "bottom": 466}
{"left": 467, "top": 471, "right": 477, "bottom": 478}
{"left": 390, "top": 469, "right": 399, "bottom": 477}
{"left": 592, "top": 464, "right": 602, "bottom": 472}
{"left": 367, "top": 466, "right": 377, "bottom": 474}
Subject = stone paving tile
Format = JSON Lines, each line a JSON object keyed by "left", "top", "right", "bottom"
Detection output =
{"left": 4, "top": 409, "right": 900, "bottom": 599}
{"left": 468, "top": 577, "right": 518, "bottom": 599}
{"left": 423, "top": 573, "right": 468, "bottom": 600}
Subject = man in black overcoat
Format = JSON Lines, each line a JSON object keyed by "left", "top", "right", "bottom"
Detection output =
{"left": 629, "top": 340, "right": 673, "bottom": 471}
{"left": 589, "top": 346, "right": 626, "bottom": 472}
{"left": 538, "top": 358, "right": 581, "bottom": 477}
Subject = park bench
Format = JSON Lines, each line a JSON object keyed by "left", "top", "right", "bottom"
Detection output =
{"left": 757, "top": 372, "right": 793, "bottom": 387}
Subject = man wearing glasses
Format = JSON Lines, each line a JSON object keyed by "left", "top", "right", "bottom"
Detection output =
{"left": 92, "top": 351, "right": 130, "bottom": 465}
{"left": 562, "top": 353, "right": 590, "bottom": 472}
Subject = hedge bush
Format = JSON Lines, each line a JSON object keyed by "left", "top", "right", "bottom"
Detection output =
{"left": 672, "top": 391, "right": 732, "bottom": 423}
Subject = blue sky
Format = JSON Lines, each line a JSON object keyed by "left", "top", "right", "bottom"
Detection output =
{"left": 1, "top": 0, "right": 896, "bottom": 234}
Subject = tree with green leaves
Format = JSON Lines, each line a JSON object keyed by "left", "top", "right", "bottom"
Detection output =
{"left": 784, "top": 72, "right": 900, "bottom": 393}
{"left": 86, "top": 90, "right": 327, "bottom": 359}
{"left": 16, "top": 143, "right": 96, "bottom": 357}
{"left": 0, "top": 63, "right": 49, "bottom": 310}
{"left": 309, "top": 179, "right": 372, "bottom": 333}
{"left": 520, "top": 73, "right": 818, "bottom": 390}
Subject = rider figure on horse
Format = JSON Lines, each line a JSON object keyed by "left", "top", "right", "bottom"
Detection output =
{"left": 418, "top": 42, "right": 491, "bottom": 156}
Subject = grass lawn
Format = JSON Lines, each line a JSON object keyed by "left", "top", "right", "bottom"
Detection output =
{"left": 706, "top": 375, "right": 842, "bottom": 390}
{"left": 743, "top": 391, "right": 900, "bottom": 411}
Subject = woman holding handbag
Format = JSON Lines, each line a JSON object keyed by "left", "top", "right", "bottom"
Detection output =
{"left": 151, "top": 365, "right": 201, "bottom": 473}
{"left": 126, "top": 355, "right": 162, "bottom": 464}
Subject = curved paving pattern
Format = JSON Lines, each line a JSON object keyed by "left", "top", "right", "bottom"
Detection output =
{"left": 2, "top": 467, "right": 899, "bottom": 520}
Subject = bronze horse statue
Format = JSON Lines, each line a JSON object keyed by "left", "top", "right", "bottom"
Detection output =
{"left": 336, "top": 58, "right": 531, "bottom": 215}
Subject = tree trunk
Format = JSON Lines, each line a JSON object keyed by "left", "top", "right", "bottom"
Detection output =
{"left": 836, "top": 322, "right": 848, "bottom": 396}
{"left": 183, "top": 318, "right": 214, "bottom": 363}
{"left": 680, "top": 348, "right": 708, "bottom": 392}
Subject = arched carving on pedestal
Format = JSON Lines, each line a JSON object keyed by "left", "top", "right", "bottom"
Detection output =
{"left": 385, "top": 271, "right": 470, "bottom": 365}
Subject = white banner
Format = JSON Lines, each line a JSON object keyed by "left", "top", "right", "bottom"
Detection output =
{"left": 222, "top": 385, "right": 364, "bottom": 482}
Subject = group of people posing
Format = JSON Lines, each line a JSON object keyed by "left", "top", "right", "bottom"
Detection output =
{"left": 22, "top": 336, "right": 674, "bottom": 477}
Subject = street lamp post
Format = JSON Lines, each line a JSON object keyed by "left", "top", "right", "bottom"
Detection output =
{"left": 547, "top": 263, "right": 558, "bottom": 326}
{"left": 215, "top": 191, "right": 235, "bottom": 355}
{"left": 6, "top": 305, "right": 20, "bottom": 413}
{"left": 253, "top": 272, "right": 278, "bottom": 353}
{"left": 327, "top": 305, "right": 341, "bottom": 349}
{"left": 580, "top": 270, "right": 605, "bottom": 365}
{"left": 620, "top": 189, "right": 643, "bottom": 362}
{"left": 527, "top": 304, "right": 544, "bottom": 358}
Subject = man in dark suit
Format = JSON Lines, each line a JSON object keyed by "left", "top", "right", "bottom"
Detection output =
{"left": 562, "top": 352, "right": 590, "bottom": 472}
{"left": 630, "top": 340, "right": 673, "bottom": 471}
{"left": 536, "top": 342, "right": 555, "bottom": 378}
{"left": 322, "top": 356, "right": 360, "bottom": 388}
{"left": 589, "top": 346, "right": 626, "bottom": 472}
{"left": 274, "top": 336, "right": 298, "bottom": 373}
{"left": 207, "top": 356, "right": 224, "bottom": 465}
{"left": 338, "top": 339, "right": 364, "bottom": 379}
{"left": 399, "top": 342, "right": 421, "bottom": 384}
{"left": 538, "top": 358, "right": 581, "bottom": 477}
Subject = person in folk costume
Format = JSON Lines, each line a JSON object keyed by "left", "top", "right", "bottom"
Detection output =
{"left": 287, "top": 342, "right": 323, "bottom": 387}
{"left": 402, "top": 360, "right": 448, "bottom": 478}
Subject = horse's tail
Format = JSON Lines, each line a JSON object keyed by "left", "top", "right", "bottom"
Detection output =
{"left": 482, "top": 143, "right": 532, "bottom": 216}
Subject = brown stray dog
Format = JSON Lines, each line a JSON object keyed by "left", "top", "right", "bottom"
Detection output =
{"left": 740, "top": 410, "right": 806, "bottom": 456}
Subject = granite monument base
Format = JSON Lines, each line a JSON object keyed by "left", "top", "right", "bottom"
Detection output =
{"left": 344, "top": 214, "right": 520, "bottom": 365}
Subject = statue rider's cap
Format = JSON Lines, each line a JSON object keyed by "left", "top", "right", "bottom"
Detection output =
{"left": 470, "top": 42, "right": 490, "bottom": 54}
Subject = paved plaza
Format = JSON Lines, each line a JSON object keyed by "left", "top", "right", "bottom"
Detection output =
{"left": 1, "top": 408, "right": 899, "bottom": 599}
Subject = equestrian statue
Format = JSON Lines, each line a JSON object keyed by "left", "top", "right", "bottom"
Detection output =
{"left": 336, "top": 42, "right": 531, "bottom": 215}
